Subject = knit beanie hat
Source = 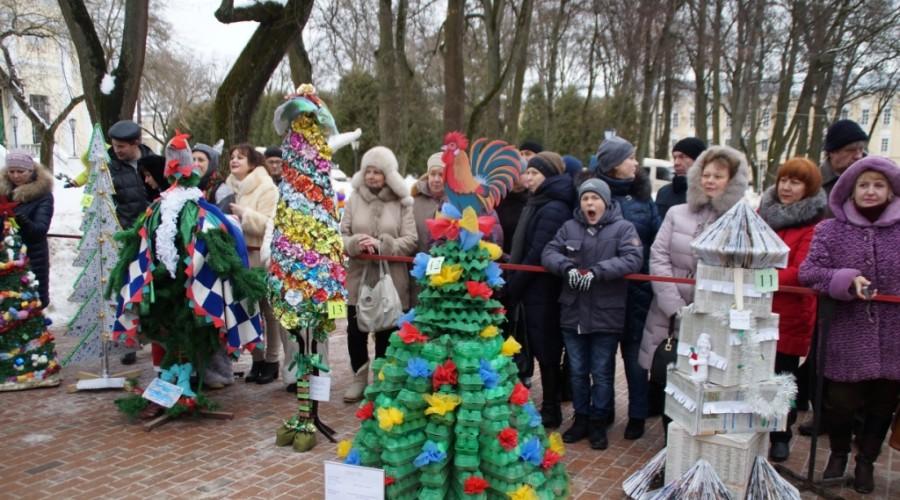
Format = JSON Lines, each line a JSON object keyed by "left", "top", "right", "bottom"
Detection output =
{"left": 824, "top": 119, "right": 868, "bottom": 152}
{"left": 426, "top": 152, "right": 444, "bottom": 172}
{"left": 562, "top": 155, "right": 583, "bottom": 179}
{"left": 672, "top": 137, "right": 707, "bottom": 160}
{"left": 4, "top": 150, "right": 35, "bottom": 171}
{"left": 578, "top": 178, "right": 611, "bottom": 208}
{"left": 527, "top": 152, "right": 564, "bottom": 178}
{"left": 192, "top": 142, "right": 222, "bottom": 173}
{"left": 595, "top": 137, "right": 635, "bottom": 174}
{"left": 264, "top": 146, "right": 283, "bottom": 159}
{"left": 519, "top": 140, "right": 543, "bottom": 155}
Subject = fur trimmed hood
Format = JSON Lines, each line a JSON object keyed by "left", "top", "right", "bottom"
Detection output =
{"left": 352, "top": 146, "right": 413, "bottom": 206}
{"left": 758, "top": 186, "right": 827, "bottom": 231}
{"left": 0, "top": 164, "right": 54, "bottom": 203}
{"left": 686, "top": 145, "right": 750, "bottom": 215}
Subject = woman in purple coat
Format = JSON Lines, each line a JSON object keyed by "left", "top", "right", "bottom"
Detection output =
{"left": 799, "top": 155, "right": 900, "bottom": 494}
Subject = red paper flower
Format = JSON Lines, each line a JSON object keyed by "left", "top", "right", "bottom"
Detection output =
{"left": 398, "top": 322, "right": 428, "bottom": 344}
{"left": 464, "top": 476, "right": 489, "bottom": 494}
{"left": 466, "top": 281, "right": 493, "bottom": 299}
{"left": 426, "top": 218, "right": 460, "bottom": 241}
{"left": 384, "top": 475, "right": 395, "bottom": 486}
{"left": 313, "top": 288, "right": 329, "bottom": 303}
{"left": 432, "top": 359, "right": 458, "bottom": 390}
{"left": 541, "top": 450, "right": 561, "bottom": 469}
{"left": 477, "top": 215, "right": 496, "bottom": 236}
{"left": 356, "top": 401, "right": 374, "bottom": 420}
{"left": 509, "top": 382, "right": 529, "bottom": 405}
{"left": 498, "top": 428, "right": 518, "bottom": 451}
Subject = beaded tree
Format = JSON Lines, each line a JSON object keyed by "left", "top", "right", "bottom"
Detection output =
{"left": 0, "top": 203, "right": 60, "bottom": 391}
{"left": 337, "top": 134, "right": 570, "bottom": 499}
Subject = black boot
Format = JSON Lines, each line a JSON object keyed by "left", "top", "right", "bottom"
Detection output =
{"left": 256, "top": 361, "right": 279, "bottom": 384}
{"left": 121, "top": 351, "right": 137, "bottom": 365}
{"left": 541, "top": 403, "right": 562, "bottom": 429}
{"left": 244, "top": 361, "right": 263, "bottom": 383}
{"left": 589, "top": 419, "right": 608, "bottom": 450}
{"left": 853, "top": 458, "right": 875, "bottom": 494}
{"left": 822, "top": 453, "right": 848, "bottom": 480}
{"left": 624, "top": 418, "right": 645, "bottom": 440}
{"left": 768, "top": 441, "right": 790, "bottom": 462}
{"left": 563, "top": 414, "right": 589, "bottom": 443}
{"left": 853, "top": 417, "right": 891, "bottom": 494}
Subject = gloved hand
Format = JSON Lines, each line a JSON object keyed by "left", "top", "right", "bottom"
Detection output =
{"left": 578, "top": 271, "right": 595, "bottom": 291}
{"left": 567, "top": 268, "right": 582, "bottom": 289}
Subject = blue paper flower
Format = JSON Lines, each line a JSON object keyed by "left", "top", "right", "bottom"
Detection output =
{"left": 523, "top": 403, "right": 541, "bottom": 428}
{"left": 344, "top": 448, "right": 361, "bottom": 465}
{"left": 396, "top": 308, "right": 416, "bottom": 328}
{"left": 485, "top": 262, "right": 505, "bottom": 287}
{"left": 440, "top": 202, "right": 461, "bottom": 219}
{"left": 459, "top": 229, "right": 483, "bottom": 251}
{"left": 410, "top": 253, "right": 430, "bottom": 280}
{"left": 479, "top": 359, "right": 499, "bottom": 389}
{"left": 519, "top": 436, "right": 543, "bottom": 466}
{"left": 413, "top": 441, "right": 446, "bottom": 467}
{"left": 406, "top": 357, "right": 433, "bottom": 378}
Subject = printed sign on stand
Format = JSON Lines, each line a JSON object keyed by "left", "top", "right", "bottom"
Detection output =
{"left": 324, "top": 461, "right": 385, "bottom": 500}
{"left": 142, "top": 377, "right": 183, "bottom": 408}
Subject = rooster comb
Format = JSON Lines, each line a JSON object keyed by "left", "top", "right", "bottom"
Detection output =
{"left": 443, "top": 131, "right": 468, "bottom": 151}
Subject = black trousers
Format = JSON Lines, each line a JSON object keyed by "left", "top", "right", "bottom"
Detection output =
{"left": 770, "top": 353, "right": 801, "bottom": 444}
{"left": 346, "top": 305, "right": 393, "bottom": 372}
{"left": 826, "top": 379, "right": 900, "bottom": 458}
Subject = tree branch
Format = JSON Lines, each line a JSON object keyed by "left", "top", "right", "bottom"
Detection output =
{"left": 215, "top": 0, "right": 283, "bottom": 24}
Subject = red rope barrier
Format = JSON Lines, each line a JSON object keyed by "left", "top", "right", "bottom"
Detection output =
{"left": 48, "top": 233, "right": 900, "bottom": 303}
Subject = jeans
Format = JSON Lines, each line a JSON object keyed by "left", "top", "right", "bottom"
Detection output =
{"left": 562, "top": 329, "right": 618, "bottom": 420}
{"left": 605, "top": 337, "right": 649, "bottom": 419}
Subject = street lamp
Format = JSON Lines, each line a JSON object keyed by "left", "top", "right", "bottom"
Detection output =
{"left": 10, "top": 115, "right": 18, "bottom": 148}
{"left": 351, "top": 139, "right": 360, "bottom": 173}
{"left": 69, "top": 118, "right": 77, "bottom": 157}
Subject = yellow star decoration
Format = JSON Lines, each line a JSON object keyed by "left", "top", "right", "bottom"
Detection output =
{"left": 507, "top": 485, "right": 538, "bottom": 500}
{"left": 479, "top": 240, "right": 502, "bottom": 261}
{"left": 501, "top": 336, "right": 522, "bottom": 356}
{"left": 480, "top": 325, "right": 499, "bottom": 338}
{"left": 336, "top": 439, "right": 352, "bottom": 458}
{"left": 423, "top": 393, "right": 461, "bottom": 416}
{"left": 459, "top": 206, "right": 479, "bottom": 233}
{"left": 430, "top": 264, "right": 463, "bottom": 286}
{"left": 548, "top": 432, "right": 566, "bottom": 456}
{"left": 376, "top": 407, "right": 405, "bottom": 431}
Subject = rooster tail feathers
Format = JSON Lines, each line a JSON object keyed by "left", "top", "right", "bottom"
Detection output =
{"left": 469, "top": 138, "right": 521, "bottom": 210}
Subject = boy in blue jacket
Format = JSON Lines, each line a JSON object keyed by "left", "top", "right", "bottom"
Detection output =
{"left": 541, "top": 178, "right": 643, "bottom": 449}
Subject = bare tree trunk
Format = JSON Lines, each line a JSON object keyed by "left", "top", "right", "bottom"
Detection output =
{"left": 443, "top": 0, "right": 465, "bottom": 132}
{"left": 479, "top": 0, "right": 505, "bottom": 137}
{"left": 288, "top": 37, "right": 313, "bottom": 88}
{"left": 580, "top": 11, "right": 600, "bottom": 148}
{"left": 710, "top": 0, "right": 723, "bottom": 144}
{"left": 57, "top": 0, "right": 149, "bottom": 132}
{"left": 376, "top": 0, "right": 398, "bottom": 150}
{"left": 394, "top": 0, "right": 413, "bottom": 173}
{"left": 636, "top": 0, "right": 679, "bottom": 162}
{"left": 692, "top": 0, "right": 708, "bottom": 142}
{"left": 505, "top": 1, "right": 533, "bottom": 143}
{"left": 655, "top": 44, "right": 674, "bottom": 159}
{"left": 543, "top": 0, "right": 569, "bottom": 141}
{"left": 212, "top": 0, "right": 313, "bottom": 145}
{"left": 766, "top": 2, "right": 802, "bottom": 186}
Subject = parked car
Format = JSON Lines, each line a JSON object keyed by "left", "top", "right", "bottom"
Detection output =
{"left": 642, "top": 158, "right": 674, "bottom": 197}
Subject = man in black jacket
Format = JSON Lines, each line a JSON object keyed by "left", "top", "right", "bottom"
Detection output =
{"left": 107, "top": 120, "right": 160, "bottom": 365}
{"left": 655, "top": 137, "right": 705, "bottom": 220}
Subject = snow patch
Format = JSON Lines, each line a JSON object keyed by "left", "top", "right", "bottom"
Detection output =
{"left": 22, "top": 433, "right": 55, "bottom": 445}
{"left": 46, "top": 155, "right": 88, "bottom": 329}
{"left": 100, "top": 73, "right": 115, "bottom": 95}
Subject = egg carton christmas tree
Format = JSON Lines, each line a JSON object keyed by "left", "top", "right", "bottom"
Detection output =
{"left": 657, "top": 201, "right": 797, "bottom": 498}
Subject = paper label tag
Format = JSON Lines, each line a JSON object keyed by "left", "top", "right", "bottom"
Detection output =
{"left": 142, "top": 377, "right": 183, "bottom": 408}
{"left": 729, "top": 309, "right": 752, "bottom": 330}
{"left": 81, "top": 194, "right": 94, "bottom": 208}
{"left": 324, "top": 461, "right": 385, "bottom": 500}
{"left": 425, "top": 256, "right": 445, "bottom": 275}
{"left": 327, "top": 300, "right": 348, "bottom": 319}
{"left": 310, "top": 375, "right": 331, "bottom": 402}
{"left": 754, "top": 268, "right": 779, "bottom": 292}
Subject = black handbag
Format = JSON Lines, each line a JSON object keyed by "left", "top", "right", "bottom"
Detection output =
{"left": 650, "top": 316, "right": 677, "bottom": 384}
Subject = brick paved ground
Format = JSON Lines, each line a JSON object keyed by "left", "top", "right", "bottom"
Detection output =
{"left": 1, "top": 321, "right": 897, "bottom": 499}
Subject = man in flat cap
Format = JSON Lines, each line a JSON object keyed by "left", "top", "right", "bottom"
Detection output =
{"left": 107, "top": 119, "right": 163, "bottom": 365}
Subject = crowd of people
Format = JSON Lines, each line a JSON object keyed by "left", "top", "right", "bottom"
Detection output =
{"left": 2, "top": 116, "right": 898, "bottom": 495}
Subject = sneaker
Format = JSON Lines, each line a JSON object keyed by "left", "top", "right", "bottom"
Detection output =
{"left": 624, "top": 418, "right": 645, "bottom": 440}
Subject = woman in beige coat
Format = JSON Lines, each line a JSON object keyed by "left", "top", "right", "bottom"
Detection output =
{"left": 341, "top": 146, "right": 417, "bottom": 402}
{"left": 638, "top": 146, "right": 750, "bottom": 417}
{"left": 225, "top": 144, "right": 281, "bottom": 384}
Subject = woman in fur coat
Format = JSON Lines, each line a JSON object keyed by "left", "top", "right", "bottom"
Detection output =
{"left": 638, "top": 145, "right": 750, "bottom": 424}
{"left": 0, "top": 151, "right": 53, "bottom": 307}
{"left": 799, "top": 156, "right": 900, "bottom": 494}
{"left": 757, "top": 157, "right": 825, "bottom": 462}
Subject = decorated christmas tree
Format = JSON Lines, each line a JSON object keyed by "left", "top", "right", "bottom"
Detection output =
{"left": 337, "top": 134, "right": 569, "bottom": 499}
{"left": 0, "top": 203, "right": 60, "bottom": 391}
{"left": 63, "top": 124, "right": 126, "bottom": 367}
{"left": 108, "top": 132, "right": 265, "bottom": 418}
{"left": 267, "top": 84, "right": 353, "bottom": 452}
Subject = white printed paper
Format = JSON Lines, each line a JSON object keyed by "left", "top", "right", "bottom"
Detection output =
{"left": 142, "top": 377, "right": 183, "bottom": 408}
{"left": 309, "top": 375, "right": 331, "bottom": 402}
{"left": 324, "top": 461, "right": 385, "bottom": 500}
{"left": 425, "top": 256, "right": 445, "bottom": 275}
{"left": 728, "top": 309, "right": 751, "bottom": 330}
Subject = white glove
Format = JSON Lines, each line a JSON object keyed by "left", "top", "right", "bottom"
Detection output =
{"left": 567, "top": 268, "right": 582, "bottom": 289}
{"left": 578, "top": 271, "right": 595, "bottom": 291}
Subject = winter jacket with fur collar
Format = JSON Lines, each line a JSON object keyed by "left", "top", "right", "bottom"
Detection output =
{"left": 0, "top": 165, "right": 54, "bottom": 306}
{"left": 226, "top": 166, "right": 279, "bottom": 267}
{"left": 638, "top": 145, "right": 750, "bottom": 370}
{"left": 341, "top": 184, "right": 417, "bottom": 309}
{"left": 800, "top": 156, "right": 900, "bottom": 382}
{"left": 759, "top": 186, "right": 826, "bottom": 356}
{"left": 411, "top": 176, "right": 446, "bottom": 253}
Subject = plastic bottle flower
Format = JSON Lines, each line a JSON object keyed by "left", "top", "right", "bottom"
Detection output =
{"left": 423, "top": 393, "right": 461, "bottom": 416}
{"left": 501, "top": 336, "right": 522, "bottom": 356}
{"left": 509, "top": 382, "right": 529, "bottom": 405}
{"left": 498, "top": 427, "right": 518, "bottom": 451}
{"left": 376, "top": 406, "right": 404, "bottom": 431}
{"left": 432, "top": 359, "right": 458, "bottom": 390}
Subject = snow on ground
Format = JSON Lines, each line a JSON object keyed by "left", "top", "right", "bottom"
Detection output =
{"left": 46, "top": 156, "right": 87, "bottom": 329}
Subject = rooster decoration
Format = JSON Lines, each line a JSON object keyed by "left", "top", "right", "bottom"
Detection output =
{"left": 441, "top": 132, "right": 522, "bottom": 215}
